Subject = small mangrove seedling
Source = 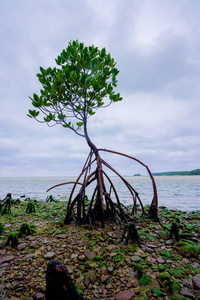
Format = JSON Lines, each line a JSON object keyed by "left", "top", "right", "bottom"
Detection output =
{"left": 120, "top": 222, "right": 140, "bottom": 246}
{"left": 139, "top": 274, "right": 152, "bottom": 286}
{"left": 0, "top": 222, "right": 4, "bottom": 235}
{"left": 0, "top": 193, "right": 12, "bottom": 215}
{"left": 134, "top": 263, "right": 143, "bottom": 279}
{"left": 24, "top": 197, "right": 31, "bottom": 201}
{"left": 14, "top": 198, "right": 21, "bottom": 204}
{"left": 151, "top": 287, "right": 163, "bottom": 297}
{"left": 171, "top": 279, "right": 181, "bottom": 295}
{"left": 26, "top": 202, "right": 36, "bottom": 213}
{"left": 46, "top": 195, "right": 58, "bottom": 202}
{"left": 18, "top": 223, "right": 36, "bottom": 237}
{"left": 5, "top": 232, "right": 19, "bottom": 248}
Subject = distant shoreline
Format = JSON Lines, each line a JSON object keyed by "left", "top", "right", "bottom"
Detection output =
{"left": 152, "top": 169, "right": 200, "bottom": 176}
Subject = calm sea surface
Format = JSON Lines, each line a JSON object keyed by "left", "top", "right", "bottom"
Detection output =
{"left": 0, "top": 176, "right": 200, "bottom": 211}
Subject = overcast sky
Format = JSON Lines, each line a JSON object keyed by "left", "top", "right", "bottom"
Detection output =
{"left": 0, "top": 0, "right": 200, "bottom": 177}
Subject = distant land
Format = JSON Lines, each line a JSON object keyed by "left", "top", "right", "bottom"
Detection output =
{"left": 152, "top": 169, "right": 200, "bottom": 176}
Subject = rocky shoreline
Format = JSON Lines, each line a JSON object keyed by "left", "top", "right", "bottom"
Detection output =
{"left": 0, "top": 201, "right": 200, "bottom": 299}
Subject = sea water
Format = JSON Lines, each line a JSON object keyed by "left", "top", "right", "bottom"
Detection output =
{"left": 0, "top": 176, "right": 200, "bottom": 211}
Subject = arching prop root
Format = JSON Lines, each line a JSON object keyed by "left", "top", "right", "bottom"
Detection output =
{"left": 47, "top": 149, "right": 158, "bottom": 228}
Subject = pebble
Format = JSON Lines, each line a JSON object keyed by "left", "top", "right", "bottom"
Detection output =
{"left": 46, "top": 245, "right": 52, "bottom": 251}
{"left": 0, "top": 255, "right": 15, "bottom": 264}
{"left": 107, "top": 266, "right": 114, "bottom": 273}
{"left": 44, "top": 251, "right": 56, "bottom": 259}
{"left": 78, "top": 254, "right": 86, "bottom": 261}
{"left": 115, "top": 291, "right": 135, "bottom": 300}
{"left": 17, "top": 243, "right": 27, "bottom": 251}
{"left": 101, "top": 275, "right": 109, "bottom": 283}
{"left": 146, "top": 256, "right": 156, "bottom": 264}
{"left": 130, "top": 255, "right": 141, "bottom": 262}
{"left": 192, "top": 274, "right": 200, "bottom": 289}
{"left": 35, "top": 292, "right": 45, "bottom": 299}
{"left": 157, "top": 257, "right": 165, "bottom": 264}
{"left": 106, "top": 283, "right": 113, "bottom": 289}
{"left": 57, "top": 234, "right": 68, "bottom": 239}
{"left": 181, "top": 288, "right": 196, "bottom": 299}
{"left": 84, "top": 250, "right": 95, "bottom": 260}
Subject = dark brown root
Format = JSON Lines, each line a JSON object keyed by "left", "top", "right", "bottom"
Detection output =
{"left": 47, "top": 149, "right": 158, "bottom": 228}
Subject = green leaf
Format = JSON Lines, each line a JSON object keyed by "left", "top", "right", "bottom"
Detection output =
{"left": 40, "top": 67, "right": 46, "bottom": 76}
{"left": 88, "top": 109, "right": 95, "bottom": 115}
{"left": 58, "top": 113, "right": 66, "bottom": 120}
{"left": 28, "top": 110, "right": 40, "bottom": 118}
{"left": 76, "top": 121, "right": 84, "bottom": 127}
{"left": 45, "top": 81, "right": 51, "bottom": 89}
{"left": 29, "top": 40, "right": 122, "bottom": 135}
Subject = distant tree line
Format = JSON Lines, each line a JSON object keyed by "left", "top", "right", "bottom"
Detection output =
{"left": 152, "top": 169, "right": 200, "bottom": 176}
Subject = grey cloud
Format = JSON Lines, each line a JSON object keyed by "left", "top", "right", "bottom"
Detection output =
{"left": 0, "top": 0, "right": 200, "bottom": 177}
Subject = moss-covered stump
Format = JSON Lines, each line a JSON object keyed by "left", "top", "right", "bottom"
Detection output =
{"left": 26, "top": 202, "right": 36, "bottom": 213}
{"left": 5, "top": 232, "right": 19, "bottom": 248}
{"left": 0, "top": 222, "right": 3, "bottom": 235}
{"left": 18, "top": 223, "right": 36, "bottom": 237}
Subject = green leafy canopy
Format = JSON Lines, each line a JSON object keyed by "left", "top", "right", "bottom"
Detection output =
{"left": 28, "top": 40, "right": 122, "bottom": 136}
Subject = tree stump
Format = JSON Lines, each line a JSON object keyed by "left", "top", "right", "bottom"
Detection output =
{"left": 46, "top": 260, "right": 84, "bottom": 300}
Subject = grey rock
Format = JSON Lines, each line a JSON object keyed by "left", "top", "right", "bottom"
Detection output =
{"left": 84, "top": 250, "right": 95, "bottom": 260}
{"left": 35, "top": 292, "right": 45, "bottom": 299}
{"left": 115, "top": 290, "right": 135, "bottom": 300}
{"left": 57, "top": 234, "right": 67, "bottom": 239}
{"left": 17, "top": 243, "right": 27, "bottom": 251}
{"left": 44, "top": 251, "right": 56, "bottom": 259}
{"left": 157, "top": 257, "right": 165, "bottom": 264}
{"left": 0, "top": 256, "right": 15, "bottom": 264}
{"left": 181, "top": 288, "right": 196, "bottom": 299}
{"left": 146, "top": 256, "right": 156, "bottom": 264}
{"left": 192, "top": 274, "right": 200, "bottom": 289}
{"left": 131, "top": 255, "right": 141, "bottom": 262}
{"left": 107, "top": 266, "right": 114, "bottom": 273}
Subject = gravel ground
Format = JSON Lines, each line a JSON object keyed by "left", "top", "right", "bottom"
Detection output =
{"left": 0, "top": 201, "right": 200, "bottom": 300}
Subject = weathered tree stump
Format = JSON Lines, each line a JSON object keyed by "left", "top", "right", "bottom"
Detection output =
{"left": 18, "top": 223, "right": 36, "bottom": 237}
{"left": 0, "top": 194, "right": 12, "bottom": 215}
{"left": 120, "top": 222, "right": 140, "bottom": 246}
{"left": 5, "top": 233, "right": 18, "bottom": 248}
{"left": 46, "top": 260, "right": 84, "bottom": 300}
{"left": 26, "top": 202, "right": 36, "bottom": 213}
{"left": 169, "top": 222, "right": 180, "bottom": 241}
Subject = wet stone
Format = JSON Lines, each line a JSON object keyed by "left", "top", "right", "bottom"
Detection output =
{"left": 84, "top": 250, "right": 95, "bottom": 260}
{"left": 17, "top": 243, "right": 27, "bottom": 251}
{"left": 130, "top": 255, "right": 141, "bottom": 262}
{"left": 181, "top": 288, "right": 196, "bottom": 299}
{"left": 115, "top": 290, "right": 135, "bottom": 300}
{"left": 78, "top": 254, "right": 86, "bottom": 261}
{"left": 146, "top": 256, "right": 156, "bottom": 264}
{"left": 157, "top": 257, "right": 165, "bottom": 264}
{"left": 0, "top": 256, "right": 15, "bottom": 264}
{"left": 35, "top": 292, "right": 45, "bottom": 299}
{"left": 57, "top": 234, "right": 67, "bottom": 239}
{"left": 44, "top": 252, "right": 56, "bottom": 259}
{"left": 193, "top": 274, "right": 200, "bottom": 289}
{"left": 107, "top": 266, "right": 114, "bottom": 273}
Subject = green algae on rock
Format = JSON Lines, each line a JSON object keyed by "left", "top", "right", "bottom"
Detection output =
{"left": 174, "top": 240, "right": 200, "bottom": 258}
